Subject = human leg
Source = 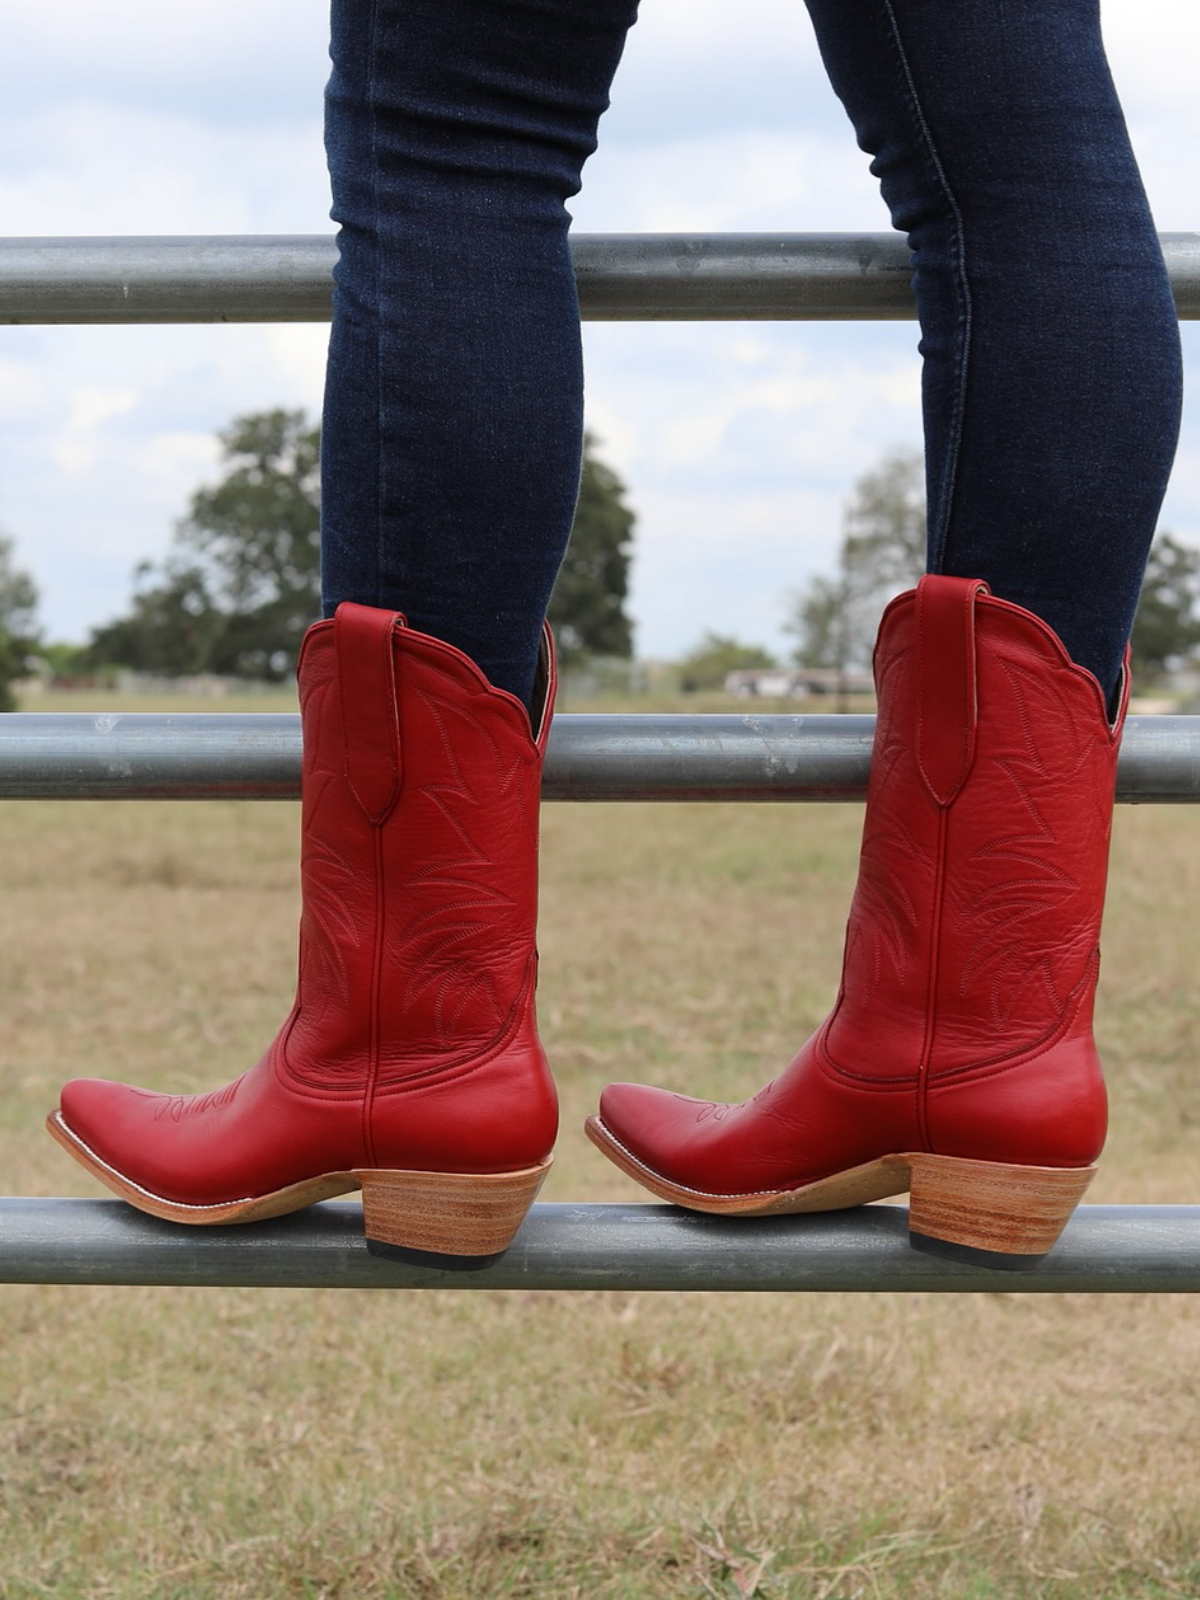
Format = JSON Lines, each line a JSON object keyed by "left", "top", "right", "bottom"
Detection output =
{"left": 321, "top": 0, "right": 639, "bottom": 711}
{"left": 804, "top": 0, "right": 1182, "bottom": 702}
{"left": 47, "top": 0, "right": 638, "bottom": 1263}
{"left": 587, "top": 0, "right": 1178, "bottom": 1265}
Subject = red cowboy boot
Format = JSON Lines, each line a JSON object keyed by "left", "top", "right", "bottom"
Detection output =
{"left": 587, "top": 575, "right": 1125, "bottom": 1268}
{"left": 48, "top": 603, "right": 558, "bottom": 1266}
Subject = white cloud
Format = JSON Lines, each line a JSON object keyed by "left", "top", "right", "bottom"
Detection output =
{"left": 0, "top": 0, "right": 1197, "bottom": 656}
{"left": 0, "top": 355, "right": 53, "bottom": 422}
{"left": 572, "top": 130, "right": 886, "bottom": 233}
{"left": 0, "top": 105, "right": 328, "bottom": 235}
{"left": 581, "top": 322, "right": 923, "bottom": 654}
{"left": 1, "top": 1, "right": 329, "bottom": 124}
{"left": 0, "top": 323, "right": 328, "bottom": 635}
{"left": 627, "top": 484, "right": 849, "bottom": 660}
{"left": 263, "top": 327, "right": 331, "bottom": 409}
{"left": 51, "top": 386, "right": 139, "bottom": 476}
{"left": 139, "top": 430, "right": 224, "bottom": 486}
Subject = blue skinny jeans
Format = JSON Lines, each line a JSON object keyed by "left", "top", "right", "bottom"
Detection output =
{"left": 321, "top": 0, "right": 1182, "bottom": 710}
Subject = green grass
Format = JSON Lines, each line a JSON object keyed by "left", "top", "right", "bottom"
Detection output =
{"left": 2, "top": 772, "right": 1200, "bottom": 1596}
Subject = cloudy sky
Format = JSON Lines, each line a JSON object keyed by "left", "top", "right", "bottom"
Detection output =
{"left": 1, "top": 0, "right": 1199, "bottom": 661}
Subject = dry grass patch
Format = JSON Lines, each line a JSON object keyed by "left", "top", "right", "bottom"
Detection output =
{"left": 2, "top": 786, "right": 1200, "bottom": 1596}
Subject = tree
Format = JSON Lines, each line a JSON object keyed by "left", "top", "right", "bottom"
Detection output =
{"left": 791, "top": 574, "right": 847, "bottom": 672}
{"left": 86, "top": 409, "right": 320, "bottom": 680}
{"left": 789, "top": 448, "right": 1200, "bottom": 691}
{"left": 0, "top": 532, "right": 39, "bottom": 712}
{"left": 178, "top": 409, "right": 321, "bottom": 678}
{"left": 677, "top": 631, "right": 777, "bottom": 693}
{"left": 85, "top": 561, "right": 223, "bottom": 680}
{"left": 1130, "top": 532, "right": 1200, "bottom": 681}
{"left": 788, "top": 448, "right": 926, "bottom": 674}
{"left": 548, "top": 433, "right": 636, "bottom": 667}
{"left": 89, "top": 414, "right": 635, "bottom": 680}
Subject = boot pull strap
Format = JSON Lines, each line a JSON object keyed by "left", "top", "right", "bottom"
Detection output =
{"left": 915, "top": 575, "right": 988, "bottom": 806}
{"left": 334, "top": 601, "right": 403, "bottom": 823}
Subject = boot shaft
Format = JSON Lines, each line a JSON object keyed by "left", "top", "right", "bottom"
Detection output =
{"left": 287, "top": 603, "right": 555, "bottom": 1087}
{"left": 829, "top": 577, "right": 1124, "bottom": 1086}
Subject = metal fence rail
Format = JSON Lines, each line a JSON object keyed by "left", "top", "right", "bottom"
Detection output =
{"left": 2, "top": 710, "right": 1199, "bottom": 803}
{"left": 3, "top": 232, "right": 1200, "bottom": 323}
{"left": 3, "top": 1199, "right": 1199, "bottom": 1292}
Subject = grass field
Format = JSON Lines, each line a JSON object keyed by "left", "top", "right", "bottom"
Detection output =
{"left": 3, "top": 695, "right": 1200, "bottom": 1598}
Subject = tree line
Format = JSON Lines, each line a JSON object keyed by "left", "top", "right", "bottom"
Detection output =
{"left": 0, "top": 533, "right": 38, "bottom": 713}
{"left": 793, "top": 450, "right": 1200, "bottom": 686}
{"left": 677, "top": 450, "right": 1200, "bottom": 693}
{"left": 80, "top": 410, "right": 634, "bottom": 683}
{"left": 3, "top": 433, "right": 1200, "bottom": 707}
{"left": 0, "top": 410, "right": 634, "bottom": 706}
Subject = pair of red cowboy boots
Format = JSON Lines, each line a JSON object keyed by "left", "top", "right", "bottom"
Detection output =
{"left": 48, "top": 576, "right": 1124, "bottom": 1270}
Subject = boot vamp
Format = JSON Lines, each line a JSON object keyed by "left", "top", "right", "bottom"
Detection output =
{"left": 599, "top": 1032, "right": 924, "bottom": 1197}
{"left": 57, "top": 1047, "right": 370, "bottom": 1207}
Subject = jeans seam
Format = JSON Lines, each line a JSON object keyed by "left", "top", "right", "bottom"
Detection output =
{"left": 877, "top": 0, "right": 971, "bottom": 574}
{"left": 367, "top": 0, "right": 384, "bottom": 611}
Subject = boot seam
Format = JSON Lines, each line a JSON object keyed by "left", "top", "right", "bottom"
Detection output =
{"left": 271, "top": 960, "right": 539, "bottom": 1103}
{"left": 916, "top": 805, "right": 951, "bottom": 1152}
{"left": 816, "top": 1019, "right": 921, "bottom": 1091}
{"left": 362, "top": 822, "right": 388, "bottom": 1167}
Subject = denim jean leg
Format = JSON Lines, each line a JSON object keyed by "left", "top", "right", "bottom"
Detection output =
{"left": 803, "top": 0, "right": 1182, "bottom": 699}
{"left": 322, "top": 0, "right": 639, "bottom": 707}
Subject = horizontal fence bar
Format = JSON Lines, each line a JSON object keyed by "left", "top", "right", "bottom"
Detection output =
{"left": 3, "top": 1199, "right": 1198, "bottom": 1291}
{"left": 3, "top": 232, "right": 1200, "bottom": 324}
{"left": 1, "top": 711, "right": 1199, "bottom": 803}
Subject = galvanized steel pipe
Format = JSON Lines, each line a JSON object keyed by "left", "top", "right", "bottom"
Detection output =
{"left": 0, "top": 712, "right": 1197, "bottom": 803}
{"left": 3, "top": 1198, "right": 1199, "bottom": 1291}
{"left": 2, "top": 232, "right": 1199, "bottom": 323}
